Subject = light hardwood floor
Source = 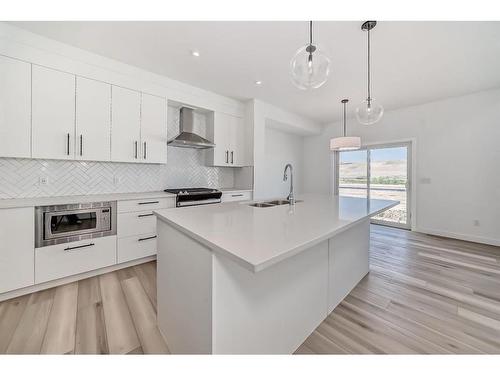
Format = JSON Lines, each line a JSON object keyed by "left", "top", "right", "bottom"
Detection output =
{"left": 297, "top": 225, "right": 500, "bottom": 354}
{"left": 1, "top": 225, "right": 500, "bottom": 354}
{"left": 0, "top": 261, "right": 168, "bottom": 354}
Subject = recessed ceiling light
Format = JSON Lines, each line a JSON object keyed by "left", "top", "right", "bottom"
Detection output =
{"left": 255, "top": 80, "right": 262, "bottom": 85}
{"left": 191, "top": 50, "right": 200, "bottom": 57}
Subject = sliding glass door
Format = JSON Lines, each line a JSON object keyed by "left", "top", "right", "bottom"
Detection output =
{"left": 335, "top": 142, "right": 411, "bottom": 229}
{"left": 337, "top": 149, "right": 368, "bottom": 199}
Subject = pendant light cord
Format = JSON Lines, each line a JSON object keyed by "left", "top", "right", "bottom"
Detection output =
{"left": 309, "top": 21, "right": 313, "bottom": 46}
{"left": 308, "top": 21, "right": 314, "bottom": 63}
{"left": 367, "top": 27, "right": 371, "bottom": 104}
{"left": 343, "top": 101, "right": 347, "bottom": 136}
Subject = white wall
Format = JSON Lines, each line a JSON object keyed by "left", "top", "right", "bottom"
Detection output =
{"left": 304, "top": 88, "right": 500, "bottom": 246}
{"left": 250, "top": 99, "right": 321, "bottom": 199}
{"left": 262, "top": 126, "right": 304, "bottom": 199}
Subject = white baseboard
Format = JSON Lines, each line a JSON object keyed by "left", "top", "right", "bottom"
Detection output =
{"left": 0, "top": 255, "right": 156, "bottom": 302}
{"left": 414, "top": 227, "right": 500, "bottom": 247}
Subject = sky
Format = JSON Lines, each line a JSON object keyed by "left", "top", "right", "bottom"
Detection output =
{"left": 340, "top": 146, "right": 407, "bottom": 163}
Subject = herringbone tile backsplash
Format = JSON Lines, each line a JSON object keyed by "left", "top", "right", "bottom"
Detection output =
{"left": 0, "top": 106, "right": 235, "bottom": 199}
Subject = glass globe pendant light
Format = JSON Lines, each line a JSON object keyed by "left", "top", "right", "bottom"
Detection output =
{"left": 356, "top": 21, "right": 384, "bottom": 125}
{"left": 330, "top": 99, "right": 361, "bottom": 151}
{"left": 290, "top": 21, "right": 331, "bottom": 90}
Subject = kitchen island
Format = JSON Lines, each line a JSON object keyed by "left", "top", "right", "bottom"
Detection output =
{"left": 154, "top": 194, "right": 398, "bottom": 354}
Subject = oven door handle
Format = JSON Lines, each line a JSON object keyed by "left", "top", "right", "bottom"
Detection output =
{"left": 64, "top": 243, "right": 95, "bottom": 251}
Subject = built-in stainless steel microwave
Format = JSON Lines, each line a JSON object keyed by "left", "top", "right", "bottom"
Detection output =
{"left": 35, "top": 201, "right": 117, "bottom": 248}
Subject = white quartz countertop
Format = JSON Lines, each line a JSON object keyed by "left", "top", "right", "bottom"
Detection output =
{"left": 155, "top": 194, "right": 398, "bottom": 272}
{"left": 0, "top": 191, "right": 176, "bottom": 209}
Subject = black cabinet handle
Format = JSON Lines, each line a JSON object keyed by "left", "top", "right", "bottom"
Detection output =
{"left": 80, "top": 134, "right": 83, "bottom": 156}
{"left": 138, "top": 213, "right": 154, "bottom": 218}
{"left": 134, "top": 141, "right": 138, "bottom": 159}
{"left": 138, "top": 235, "right": 157, "bottom": 242}
{"left": 231, "top": 151, "right": 234, "bottom": 164}
{"left": 144, "top": 141, "right": 147, "bottom": 159}
{"left": 232, "top": 194, "right": 244, "bottom": 197}
{"left": 66, "top": 133, "right": 70, "bottom": 155}
{"left": 138, "top": 201, "right": 159, "bottom": 205}
{"left": 64, "top": 243, "right": 95, "bottom": 251}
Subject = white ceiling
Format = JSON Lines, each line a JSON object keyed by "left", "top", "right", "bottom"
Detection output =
{"left": 10, "top": 21, "right": 500, "bottom": 124}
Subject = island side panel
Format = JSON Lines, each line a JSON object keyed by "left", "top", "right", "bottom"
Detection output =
{"left": 212, "top": 241, "right": 329, "bottom": 354}
{"left": 157, "top": 221, "right": 213, "bottom": 354}
{"left": 328, "top": 218, "right": 370, "bottom": 313}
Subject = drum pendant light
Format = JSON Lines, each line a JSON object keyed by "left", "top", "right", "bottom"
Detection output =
{"left": 330, "top": 99, "right": 361, "bottom": 151}
{"left": 355, "top": 21, "right": 384, "bottom": 125}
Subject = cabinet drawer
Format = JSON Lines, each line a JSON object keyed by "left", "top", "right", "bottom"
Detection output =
{"left": 118, "top": 198, "right": 174, "bottom": 213}
{"left": 117, "top": 211, "right": 157, "bottom": 238}
{"left": 35, "top": 236, "right": 116, "bottom": 284}
{"left": 221, "top": 191, "right": 252, "bottom": 203}
{"left": 117, "top": 234, "right": 157, "bottom": 263}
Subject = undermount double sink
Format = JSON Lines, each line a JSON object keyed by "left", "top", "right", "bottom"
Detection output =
{"left": 249, "top": 199, "right": 302, "bottom": 208}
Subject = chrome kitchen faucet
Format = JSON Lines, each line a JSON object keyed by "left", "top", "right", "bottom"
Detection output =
{"left": 283, "top": 163, "right": 295, "bottom": 205}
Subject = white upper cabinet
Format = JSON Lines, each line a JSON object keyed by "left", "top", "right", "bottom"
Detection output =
{"left": 76, "top": 77, "right": 112, "bottom": 161}
{"left": 111, "top": 86, "right": 141, "bottom": 163}
{"left": 141, "top": 93, "right": 167, "bottom": 164}
{"left": 1, "top": 53, "right": 168, "bottom": 164}
{"left": 0, "top": 56, "right": 31, "bottom": 159}
{"left": 211, "top": 112, "right": 232, "bottom": 166}
{"left": 230, "top": 116, "right": 246, "bottom": 167}
{"left": 32, "top": 65, "right": 76, "bottom": 160}
{"left": 208, "top": 112, "right": 247, "bottom": 167}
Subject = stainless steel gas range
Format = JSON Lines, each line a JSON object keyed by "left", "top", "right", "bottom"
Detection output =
{"left": 164, "top": 188, "right": 222, "bottom": 207}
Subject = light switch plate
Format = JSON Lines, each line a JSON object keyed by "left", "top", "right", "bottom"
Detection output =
{"left": 420, "top": 177, "right": 431, "bottom": 184}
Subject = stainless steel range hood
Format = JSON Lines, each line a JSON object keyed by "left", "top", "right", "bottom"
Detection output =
{"left": 167, "top": 107, "right": 215, "bottom": 149}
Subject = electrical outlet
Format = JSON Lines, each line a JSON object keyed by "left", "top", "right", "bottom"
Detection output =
{"left": 39, "top": 176, "right": 49, "bottom": 186}
{"left": 113, "top": 176, "right": 121, "bottom": 186}
{"left": 473, "top": 219, "right": 480, "bottom": 227}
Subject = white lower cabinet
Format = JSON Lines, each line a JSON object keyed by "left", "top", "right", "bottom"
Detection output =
{"left": 0, "top": 207, "right": 35, "bottom": 294}
{"left": 117, "top": 197, "right": 173, "bottom": 213}
{"left": 117, "top": 234, "right": 157, "bottom": 263}
{"left": 221, "top": 191, "right": 253, "bottom": 203}
{"left": 118, "top": 211, "right": 157, "bottom": 237}
{"left": 328, "top": 219, "right": 369, "bottom": 313}
{"left": 117, "top": 196, "right": 175, "bottom": 263}
{"left": 0, "top": 195, "right": 173, "bottom": 297}
{"left": 35, "top": 236, "right": 117, "bottom": 284}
